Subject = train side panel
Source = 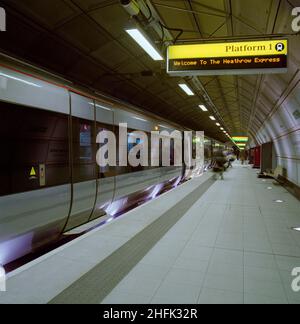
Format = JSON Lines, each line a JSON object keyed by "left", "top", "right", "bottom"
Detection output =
{"left": 0, "top": 68, "right": 71, "bottom": 264}
{"left": 0, "top": 66, "right": 69, "bottom": 113}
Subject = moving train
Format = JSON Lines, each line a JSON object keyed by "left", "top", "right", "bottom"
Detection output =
{"left": 0, "top": 54, "right": 220, "bottom": 267}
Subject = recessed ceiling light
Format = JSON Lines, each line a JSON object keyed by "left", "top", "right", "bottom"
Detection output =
{"left": 267, "top": 187, "right": 273, "bottom": 190}
{"left": 220, "top": 127, "right": 224, "bottom": 130}
{"left": 199, "top": 105, "right": 208, "bottom": 111}
{"left": 274, "top": 199, "right": 284, "bottom": 203}
{"left": 216, "top": 123, "right": 221, "bottom": 126}
{"left": 179, "top": 84, "right": 195, "bottom": 96}
{"left": 209, "top": 116, "right": 216, "bottom": 121}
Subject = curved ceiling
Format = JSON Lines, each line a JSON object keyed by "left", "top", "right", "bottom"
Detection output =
{"left": 0, "top": 0, "right": 299, "bottom": 143}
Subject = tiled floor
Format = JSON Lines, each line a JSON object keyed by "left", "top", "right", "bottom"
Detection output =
{"left": 102, "top": 164, "right": 300, "bottom": 304}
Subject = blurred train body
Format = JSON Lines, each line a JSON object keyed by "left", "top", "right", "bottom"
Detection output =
{"left": 0, "top": 55, "right": 219, "bottom": 266}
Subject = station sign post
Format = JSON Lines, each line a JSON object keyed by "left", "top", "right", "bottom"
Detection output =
{"left": 167, "top": 39, "right": 288, "bottom": 76}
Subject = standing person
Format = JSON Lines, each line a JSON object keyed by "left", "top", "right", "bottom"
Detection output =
{"left": 245, "top": 150, "right": 249, "bottom": 163}
{"left": 240, "top": 150, "right": 246, "bottom": 165}
{"left": 213, "top": 151, "right": 227, "bottom": 180}
{"left": 227, "top": 154, "right": 235, "bottom": 168}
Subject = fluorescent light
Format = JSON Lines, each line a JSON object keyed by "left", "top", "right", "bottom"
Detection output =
{"left": 292, "top": 227, "right": 300, "bottom": 232}
{"left": 209, "top": 116, "right": 216, "bottom": 121}
{"left": 125, "top": 28, "right": 163, "bottom": 61}
{"left": 133, "top": 116, "right": 147, "bottom": 122}
{"left": 216, "top": 123, "right": 221, "bottom": 126}
{"left": 158, "top": 124, "right": 168, "bottom": 129}
{"left": 179, "top": 84, "right": 195, "bottom": 96}
{"left": 199, "top": 105, "right": 208, "bottom": 112}
{"left": 0, "top": 72, "right": 42, "bottom": 88}
{"left": 274, "top": 199, "right": 284, "bottom": 203}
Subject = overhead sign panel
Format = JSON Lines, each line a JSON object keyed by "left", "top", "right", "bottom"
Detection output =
{"left": 167, "top": 39, "right": 288, "bottom": 76}
{"left": 232, "top": 136, "right": 249, "bottom": 142}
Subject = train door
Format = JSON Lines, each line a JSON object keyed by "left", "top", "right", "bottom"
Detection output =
{"left": 253, "top": 146, "right": 261, "bottom": 169}
{"left": 89, "top": 101, "right": 116, "bottom": 221}
{"left": 63, "top": 92, "right": 97, "bottom": 231}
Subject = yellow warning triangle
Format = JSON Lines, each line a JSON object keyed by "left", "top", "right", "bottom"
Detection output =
{"left": 30, "top": 167, "right": 36, "bottom": 177}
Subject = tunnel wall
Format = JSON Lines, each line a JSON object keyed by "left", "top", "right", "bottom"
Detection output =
{"left": 248, "top": 28, "right": 300, "bottom": 189}
{"left": 253, "top": 79, "right": 300, "bottom": 187}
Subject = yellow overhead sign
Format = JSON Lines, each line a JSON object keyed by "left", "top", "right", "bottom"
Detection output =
{"left": 168, "top": 40, "right": 288, "bottom": 59}
{"left": 167, "top": 39, "right": 288, "bottom": 76}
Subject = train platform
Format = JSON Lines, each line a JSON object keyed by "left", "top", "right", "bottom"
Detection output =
{"left": 0, "top": 163, "right": 299, "bottom": 304}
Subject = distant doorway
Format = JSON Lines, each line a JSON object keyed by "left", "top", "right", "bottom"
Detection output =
{"left": 261, "top": 142, "right": 274, "bottom": 173}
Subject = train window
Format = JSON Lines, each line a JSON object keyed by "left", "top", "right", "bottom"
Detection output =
{"left": 170, "top": 138, "right": 175, "bottom": 166}
{"left": 0, "top": 101, "right": 70, "bottom": 196}
{"left": 72, "top": 118, "right": 96, "bottom": 183}
{"left": 192, "top": 134, "right": 197, "bottom": 160}
{"left": 79, "top": 123, "right": 92, "bottom": 160}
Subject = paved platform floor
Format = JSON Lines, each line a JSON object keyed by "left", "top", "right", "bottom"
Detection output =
{"left": 102, "top": 164, "right": 300, "bottom": 304}
{"left": 1, "top": 164, "right": 300, "bottom": 304}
